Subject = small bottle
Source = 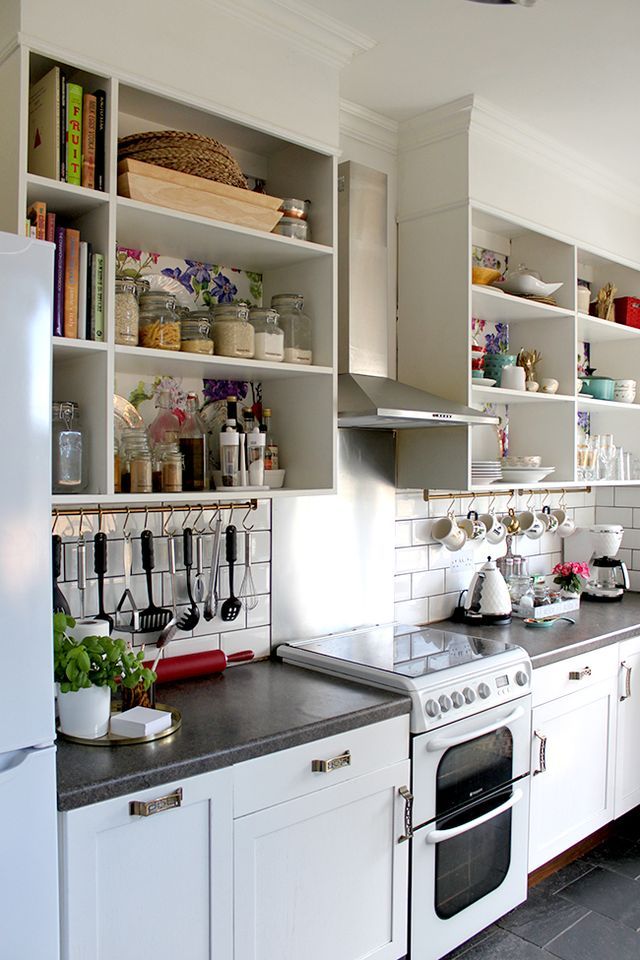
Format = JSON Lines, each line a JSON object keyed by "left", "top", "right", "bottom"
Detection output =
{"left": 261, "top": 408, "right": 279, "bottom": 470}
{"left": 180, "top": 393, "right": 207, "bottom": 492}
{"left": 148, "top": 390, "right": 181, "bottom": 445}
{"left": 219, "top": 420, "right": 239, "bottom": 486}
{"left": 247, "top": 427, "right": 266, "bottom": 486}
{"left": 243, "top": 407, "right": 255, "bottom": 435}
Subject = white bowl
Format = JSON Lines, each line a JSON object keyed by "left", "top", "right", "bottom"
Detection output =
{"left": 264, "top": 469, "right": 286, "bottom": 488}
{"left": 494, "top": 276, "right": 563, "bottom": 298}
{"left": 500, "top": 467, "right": 556, "bottom": 484}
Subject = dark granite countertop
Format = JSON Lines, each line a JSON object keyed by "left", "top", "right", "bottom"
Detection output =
{"left": 56, "top": 659, "right": 411, "bottom": 812}
{"left": 441, "top": 592, "right": 640, "bottom": 668}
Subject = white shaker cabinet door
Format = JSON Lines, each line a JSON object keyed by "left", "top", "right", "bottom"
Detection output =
{"left": 528, "top": 679, "right": 617, "bottom": 872}
{"left": 233, "top": 761, "right": 410, "bottom": 960}
{"left": 615, "top": 636, "right": 640, "bottom": 818}
{"left": 58, "top": 767, "right": 233, "bottom": 960}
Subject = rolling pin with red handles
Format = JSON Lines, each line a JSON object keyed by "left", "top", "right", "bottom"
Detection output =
{"left": 146, "top": 648, "right": 254, "bottom": 684}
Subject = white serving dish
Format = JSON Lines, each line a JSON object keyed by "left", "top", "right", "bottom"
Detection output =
{"left": 472, "top": 377, "right": 496, "bottom": 386}
{"left": 500, "top": 467, "right": 556, "bottom": 483}
{"left": 263, "top": 469, "right": 286, "bottom": 488}
{"left": 494, "top": 276, "right": 563, "bottom": 298}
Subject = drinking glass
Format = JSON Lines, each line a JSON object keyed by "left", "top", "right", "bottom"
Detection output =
{"left": 597, "top": 434, "right": 616, "bottom": 481}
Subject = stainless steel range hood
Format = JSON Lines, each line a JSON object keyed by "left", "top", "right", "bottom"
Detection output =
{"left": 337, "top": 161, "right": 497, "bottom": 430}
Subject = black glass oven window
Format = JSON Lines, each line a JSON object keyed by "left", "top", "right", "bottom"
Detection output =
{"left": 435, "top": 789, "right": 512, "bottom": 919}
{"left": 436, "top": 728, "right": 513, "bottom": 816}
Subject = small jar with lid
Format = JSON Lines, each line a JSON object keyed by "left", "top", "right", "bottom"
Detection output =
{"left": 138, "top": 290, "right": 181, "bottom": 351}
{"left": 120, "top": 429, "right": 152, "bottom": 494}
{"left": 270, "top": 294, "right": 313, "bottom": 365}
{"left": 52, "top": 401, "right": 88, "bottom": 493}
{"left": 156, "top": 441, "right": 183, "bottom": 493}
{"left": 114, "top": 278, "right": 143, "bottom": 346}
{"left": 249, "top": 307, "right": 284, "bottom": 362}
{"left": 181, "top": 308, "right": 213, "bottom": 355}
{"left": 211, "top": 303, "right": 255, "bottom": 358}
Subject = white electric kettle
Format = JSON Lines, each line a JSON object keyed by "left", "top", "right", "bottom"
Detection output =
{"left": 464, "top": 557, "right": 512, "bottom": 624}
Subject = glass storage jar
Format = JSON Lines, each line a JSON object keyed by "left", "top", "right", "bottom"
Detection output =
{"left": 249, "top": 307, "right": 284, "bottom": 362}
{"left": 211, "top": 303, "right": 255, "bottom": 358}
{"left": 52, "top": 401, "right": 88, "bottom": 493}
{"left": 181, "top": 309, "right": 213, "bottom": 355}
{"left": 138, "top": 291, "right": 181, "bottom": 351}
{"left": 120, "top": 428, "right": 152, "bottom": 494}
{"left": 160, "top": 443, "right": 183, "bottom": 493}
{"left": 270, "top": 294, "right": 313, "bottom": 364}
{"left": 114, "top": 278, "right": 142, "bottom": 346}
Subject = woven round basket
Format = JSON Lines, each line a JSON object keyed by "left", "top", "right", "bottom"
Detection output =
{"left": 118, "top": 130, "right": 248, "bottom": 189}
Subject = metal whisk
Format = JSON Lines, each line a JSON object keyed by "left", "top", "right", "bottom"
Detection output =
{"left": 238, "top": 531, "right": 258, "bottom": 611}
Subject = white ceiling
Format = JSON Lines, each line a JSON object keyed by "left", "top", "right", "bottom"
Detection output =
{"left": 312, "top": 0, "right": 640, "bottom": 182}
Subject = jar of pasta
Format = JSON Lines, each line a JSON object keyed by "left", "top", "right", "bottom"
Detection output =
{"left": 181, "top": 309, "right": 213, "bottom": 355}
{"left": 139, "top": 291, "right": 181, "bottom": 351}
{"left": 211, "top": 303, "right": 255, "bottom": 359}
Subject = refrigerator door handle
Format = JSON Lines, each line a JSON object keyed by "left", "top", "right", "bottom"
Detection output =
{"left": 0, "top": 749, "right": 32, "bottom": 787}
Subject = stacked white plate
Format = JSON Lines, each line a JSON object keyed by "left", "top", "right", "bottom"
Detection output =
{"left": 500, "top": 466, "right": 555, "bottom": 484}
{"left": 471, "top": 461, "right": 503, "bottom": 485}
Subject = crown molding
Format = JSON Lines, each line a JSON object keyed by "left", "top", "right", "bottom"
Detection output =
{"left": 206, "top": 0, "right": 377, "bottom": 69}
{"left": 339, "top": 99, "right": 398, "bottom": 155}
{"left": 398, "top": 94, "right": 640, "bottom": 214}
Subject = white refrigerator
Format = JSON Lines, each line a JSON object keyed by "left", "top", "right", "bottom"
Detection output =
{"left": 0, "top": 232, "right": 60, "bottom": 959}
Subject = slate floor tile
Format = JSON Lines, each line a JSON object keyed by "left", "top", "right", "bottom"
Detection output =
{"left": 612, "top": 808, "right": 640, "bottom": 842}
{"left": 440, "top": 927, "right": 547, "bottom": 960}
{"left": 559, "top": 866, "right": 640, "bottom": 929}
{"left": 532, "top": 859, "right": 595, "bottom": 896}
{"left": 545, "top": 910, "right": 640, "bottom": 960}
{"left": 583, "top": 835, "right": 640, "bottom": 880}
{"left": 438, "top": 923, "right": 498, "bottom": 959}
{"left": 497, "top": 888, "right": 589, "bottom": 947}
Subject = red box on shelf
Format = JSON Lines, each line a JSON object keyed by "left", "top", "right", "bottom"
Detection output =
{"left": 614, "top": 296, "right": 640, "bottom": 328}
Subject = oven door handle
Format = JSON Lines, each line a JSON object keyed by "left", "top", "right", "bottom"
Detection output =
{"left": 426, "top": 705, "right": 525, "bottom": 752}
{"left": 425, "top": 788, "right": 524, "bottom": 844}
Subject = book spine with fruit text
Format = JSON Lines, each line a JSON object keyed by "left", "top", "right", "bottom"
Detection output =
{"left": 63, "top": 228, "right": 80, "bottom": 337}
{"left": 65, "top": 82, "right": 83, "bottom": 185}
{"left": 81, "top": 93, "right": 96, "bottom": 189}
{"left": 53, "top": 226, "right": 66, "bottom": 337}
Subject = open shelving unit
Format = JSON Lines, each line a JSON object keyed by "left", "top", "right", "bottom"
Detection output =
{"left": 2, "top": 45, "right": 338, "bottom": 503}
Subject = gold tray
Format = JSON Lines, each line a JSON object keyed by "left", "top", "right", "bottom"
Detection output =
{"left": 57, "top": 702, "right": 182, "bottom": 746}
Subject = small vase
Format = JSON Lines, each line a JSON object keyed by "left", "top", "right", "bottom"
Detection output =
{"left": 57, "top": 685, "right": 111, "bottom": 739}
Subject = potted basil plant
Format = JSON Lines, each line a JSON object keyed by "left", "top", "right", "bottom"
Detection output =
{"left": 54, "top": 613, "right": 156, "bottom": 739}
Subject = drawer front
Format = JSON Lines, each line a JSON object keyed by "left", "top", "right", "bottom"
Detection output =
{"left": 233, "top": 715, "right": 409, "bottom": 817}
{"left": 532, "top": 644, "right": 618, "bottom": 707}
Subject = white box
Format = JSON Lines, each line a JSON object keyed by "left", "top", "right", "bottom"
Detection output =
{"left": 110, "top": 706, "right": 172, "bottom": 738}
{"left": 513, "top": 596, "right": 581, "bottom": 619}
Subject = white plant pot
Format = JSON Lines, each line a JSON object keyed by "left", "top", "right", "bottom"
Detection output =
{"left": 57, "top": 685, "right": 111, "bottom": 739}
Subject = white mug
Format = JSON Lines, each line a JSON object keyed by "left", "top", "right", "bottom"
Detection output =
{"left": 500, "top": 366, "right": 526, "bottom": 391}
{"left": 432, "top": 514, "right": 467, "bottom": 551}
{"left": 540, "top": 506, "right": 559, "bottom": 534}
{"left": 517, "top": 510, "right": 545, "bottom": 540}
{"left": 479, "top": 513, "right": 507, "bottom": 545}
{"left": 459, "top": 510, "right": 486, "bottom": 543}
{"left": 551, "top": 508, "right": 575, "bottom": 538}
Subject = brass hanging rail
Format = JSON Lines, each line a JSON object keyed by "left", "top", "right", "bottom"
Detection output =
{"left": 423, "top": 487, "right": 592, "bottom": 502}
{"left": 51, "top": 499, "right": 258, "bottom": 520}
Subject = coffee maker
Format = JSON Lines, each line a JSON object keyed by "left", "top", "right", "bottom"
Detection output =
{"left": 583, "top": 524, "right": 630, "bottom": 602}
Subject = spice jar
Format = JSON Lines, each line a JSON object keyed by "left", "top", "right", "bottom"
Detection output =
{"left": 270, "top": 294, "right": 313, "bottom": 364}
{"left": 161, "top": 444, "right": 183, "bottom": 493}
{"left": 211, "top": 303, "right": 255, "bottom": 358}
{"left": 181, "top": 309, "right": 213, "bottom": 355}
{"left": 52, "top": 401, "right": 88, "bottom": 493}
{"left": 120, "top": 429, "right": 152, "bottom": 494}
{"left": 249, "top": 307, "right": 284, "bottom": 362}
{"left": 139, "top": 291, "right": 181, "bottom": 351}
{"left": 114, "top": 278, "right": 143, "bottom": 346}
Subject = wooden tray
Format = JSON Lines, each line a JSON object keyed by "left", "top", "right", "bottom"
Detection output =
{"left": 117, "top": 159, "right": 283, "bottom": 232}
{"left": 56, "top": 702, "right": 182, "bottom": 746}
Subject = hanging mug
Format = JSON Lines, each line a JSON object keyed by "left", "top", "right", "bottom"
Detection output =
{"left": 479, "top": 512, "right": 507, "bottom": 545}
{"left": 432, "top": 513, "right": 467, "bottom": 551}
{"left": 540, "top": 505, "right": 559, "bottom": 534}
{"left": 503, "top": 508, "right": 521, "bottom": 536}
{"left": 459, "top": 510, "right": 487, "bottom": 543}
{"left": 517, "top": 510, "right": 545, "bottom": 540}
{"left": 551, "top": 508, "right": 576, "bottom": 538}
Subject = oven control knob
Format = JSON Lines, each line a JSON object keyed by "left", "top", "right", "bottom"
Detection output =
{"left": 463, "top": 687, "right": 476, "bottom": 704}
{"left": 439, "top": 694, "right": 453, "bottom": 713}
{"left": 425, "top": 699, "right": 440, "bottom": 718}
{"left": 451, "top": 691, "right": 464, "bottom": 709}
{"left": 478, "top": 682, "right": 491, "bottom": 700}
{"left": 515, "top": 671, "right": 528, "bottom": 687}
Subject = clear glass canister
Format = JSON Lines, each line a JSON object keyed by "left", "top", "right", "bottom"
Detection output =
{"left": 139, "top": 291, "right": 181, "bottom": 351}
{"left": 157, "top": 442, "right": 183, "bottom": 493}
{"left": 181, "top": 309, "right": 213, "bottom": 355}
{"left": 270, "top": 294, "right": 312, "bottom": 365}
{"left": 52, "top": 401, "right": 88, "bottom": 493}
{"left": 121, "top": 429, "right": 152, "bottom": 494}
{"left": 249, "top": 307, "right": 284, "bottom": 362}
{"left": 114, "top": 278, "right": 142, "bottom": 346}
{"left": 211, "top": 303, "right": 255, "bottom": 359}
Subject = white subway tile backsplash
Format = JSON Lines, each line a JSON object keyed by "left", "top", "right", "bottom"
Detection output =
{"left": 247, "top": 595, "right": 271, "bottom": 629}
{"left": 627, "top": 571, "right": 640, "bottom": 592}
{"left": 618, "top": 549, "right": 633, "bottom": 568}
{"left": 396, "top": 546, "right": 429, "bottom": 574}
{"left": 633, "top": 509, "right": 640, "bottom": 529}
{"left": 223, "top": 626, "right": 270, "bottom": 659}
{"left": 620, "top": 528, "right": 640, "bottom": 550}
{"left": 614, "top": 487, "right": 640, "bottom": 508}
{"left": 412, "top": 570, "right": 445, "bottom": 598}
{"left": 412, "top": 519, "right": 435, "bottom": 545}
{"left": 396, "top": 491, "right": 428, "bottom": 520}
{"left": 596, "top": 506, "right": 634, "bottom": 526}
{"left": 395, "top": 575, "right": 412, "bottom": 602}
{"left": 595, "top": 488, "right": 614, "bottom": 507}
{"left": 394, "top": 598, "right": 429, "bottom": 625}
{"left": 444, "top": 567, "right": 475, "bottom": 595}
{"left": 429, "top": 593, "right": 458, "bottom": 623}
{"left": 573, "top": 507, "right": 596, "bottom": 527}
{"left": 395, "top": 521, "right": 413, "bottom": 548}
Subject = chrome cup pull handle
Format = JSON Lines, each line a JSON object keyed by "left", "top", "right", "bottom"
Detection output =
{"left": 311, "top": 750, "right": 351, "bottom": 773}
{"left": 569, "top": 666, "right": 592, "bottom": 681}
{"left": 621, "top": 660, "right": 633, "bottom": 701}
{"left": 533, "top": 730, "right": 547, "bottom": 775}
{"left": 398, "top": 786, "right": 414, "bottom": 843}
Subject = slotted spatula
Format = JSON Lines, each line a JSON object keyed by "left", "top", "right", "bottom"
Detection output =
{"left": 221, "top": 525, "right": 242, "bottom": 622}
{"left": 139, "top": 529, "right": 172, "bottom": 633}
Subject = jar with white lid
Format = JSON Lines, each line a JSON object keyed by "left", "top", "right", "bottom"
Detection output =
{"left": 270, "top": 294, "right": 313, "bottom": 365}
{"left": 249, "top": 307, "right": 284, "bottom": 362}
{"left": 212, "top": 303, "right": 255, "bottom": 358}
